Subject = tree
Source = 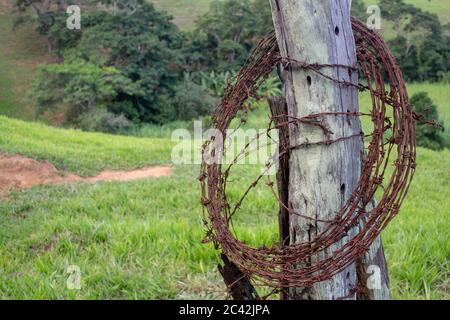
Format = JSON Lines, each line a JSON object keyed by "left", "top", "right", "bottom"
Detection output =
{"left": 13, "top": 0, "right": 82, "bottom": 52}
{"left": 380, "top": 0, "right": 449, "bottom": 81}
{"left": 172, "top": 74, "right": 218, "bottom": 120}
{"left": 351, "top": 0, "right": 367, "bottom": 20}
{"left": 187, "top": 0, "right": 449, "bottom": 82}
{"left": 411, "top": 92, "right": 445, "bottom": 150}
{"left": 30, "top": 58, "right": 132, "bottom": 121}
{"left": 68, "top": 3, "right": 182, "bottom": 123}
{"left": 184, "top": 0, "right": 273, "bottom": 72}
{"left": 28, "top": 1, "right": 187, "bottom": 125}
{"left": 270, "top": 0, "right": 389, "bottom": 300}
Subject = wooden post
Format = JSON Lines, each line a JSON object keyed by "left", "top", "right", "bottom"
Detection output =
{"left": 268, "top": 97, "right": 290, "bottom": 300}
{"left": 218, "top": 254, "right": 259, "bottom": 300}
{"left": 356, "top": 199, "right": 391, "bottom": 299}
{"left": 270, "top": 0, "right": 369, "bottom": 299}
{"left": 268, "top": 97, "right": 291, "bottom": 249}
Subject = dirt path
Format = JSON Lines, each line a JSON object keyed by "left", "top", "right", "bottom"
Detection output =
{"left": 0, "top": 154, "right": 173, "bottom": 195}
{"left": 0, "top": 0, "right": 12, "bottom": 13}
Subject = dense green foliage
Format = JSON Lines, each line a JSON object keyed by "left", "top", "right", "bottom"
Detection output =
{"left": 23, "top": 0, "right": 282, "bottom": 129}
{"left": 31, "top": 59, "right": 131, "bottom": 120}
{"left": 72, "top": 5, "right": 183, "bottom": 124}
{"left": 380, "top": 0, "right": 450, "bottom": 82}
{"left": 351, "top": 0, "right": 369, "bottom": 20}
{"left": 182, "top": 0, "right": 272, "bottom": 72}
{"left": 181, "top": 0, "right": 449, "bottom": 82}
{"left": 172, "top": 74, "right": 218, "bottom": 120}
{"left": 0, "top": 115, "right": 173, "bottom": 176}
{"left": 13, "top": 0, "right": 450, "bottom": 131}
{"left": 411, "top": 92, "right": 446, "bottom": 150}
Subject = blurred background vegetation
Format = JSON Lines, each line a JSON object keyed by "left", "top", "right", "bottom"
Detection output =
{"left": 0, "top": 0, "right": 446, "bottom": 149}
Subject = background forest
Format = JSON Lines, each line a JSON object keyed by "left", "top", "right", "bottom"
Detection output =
{"left": 3, "top": 0, "right": 449, "bottom": 149}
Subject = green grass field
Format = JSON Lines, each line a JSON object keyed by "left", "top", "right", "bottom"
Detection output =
{"left": 0, "top": 86, "right": 449, "bottom": 299}
{"left": 0, "top": 116, "right": 174, "bottom": 176}
{"left": 363, "top": 83, "right": 450, "bottom": 143}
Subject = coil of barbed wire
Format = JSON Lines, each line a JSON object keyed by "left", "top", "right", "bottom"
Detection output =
{"left": 199, "top": 18, "right": 416, "bottom": 289}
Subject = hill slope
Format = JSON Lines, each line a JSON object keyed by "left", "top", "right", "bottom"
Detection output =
{"left": 0, "top": 116, "right": 173, "bottom": 176}
{"left": 149, "top": 0, "right": 450, "bottom": 28}
{"left": 0, "top": 115, "right": 449, "bottom": 299}
{"left": 0, "top": 5, "right": 52, "bottom": 120}
{"left": 1, "top": 1, "right": 449, "bottom": 120}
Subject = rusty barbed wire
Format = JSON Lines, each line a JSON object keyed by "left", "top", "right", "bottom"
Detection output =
{"left": 200, "top": 18, "right": 416, "bottom": 290}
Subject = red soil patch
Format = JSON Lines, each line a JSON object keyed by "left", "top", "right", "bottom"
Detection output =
{"left": 0, "top": 154, "right": 173, "bottom": 195}
{"left": 0, "top": 0, "right": 13, "bottom": 13}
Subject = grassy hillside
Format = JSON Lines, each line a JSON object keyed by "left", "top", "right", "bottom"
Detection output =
{"left": 3, "top": 82, "right": 447, "bottom": 176}
{"left": 150, "top": 0, "right": 213, "bottom": 28}
{"left": 0, "top": 0, "right": 449, "bottom": 120}
{"left": 236, "top": 83, "right": 450, "bottom": 146}
{"left": 363, "top": 83, "right": 450, "bottom": 143}
{"left": 149, "top": 0, "right": 450, "bottom": 28}
{"left": 0, "top": 116, "right": 173, "bottom": 176}
{"left": 0, "top": 112, "right": 449, "bottom": 299}
{"left": 0, "top": 5, "right": 52, "bottom": 120}
{"left": 398, "top": 0, "right": 450, "bottom": 24}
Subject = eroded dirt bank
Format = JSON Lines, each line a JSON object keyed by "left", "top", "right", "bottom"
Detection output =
{"left": 0, "top": 154, "right": 173, "bottom": 195}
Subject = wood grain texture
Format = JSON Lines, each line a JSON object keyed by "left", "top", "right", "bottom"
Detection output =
{"left": 268, "top": 96, "right": 290, "bottom": 300}
{"left": 218, "top": 254, "right": 259, "bottom": 300}
{"left": 270, "top": 0, "right": 362, "bottom": 300}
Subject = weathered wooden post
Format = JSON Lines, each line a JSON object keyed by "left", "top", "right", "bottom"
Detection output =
{"left": 269, "top": 0, "right": 390, "bottom": 299}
